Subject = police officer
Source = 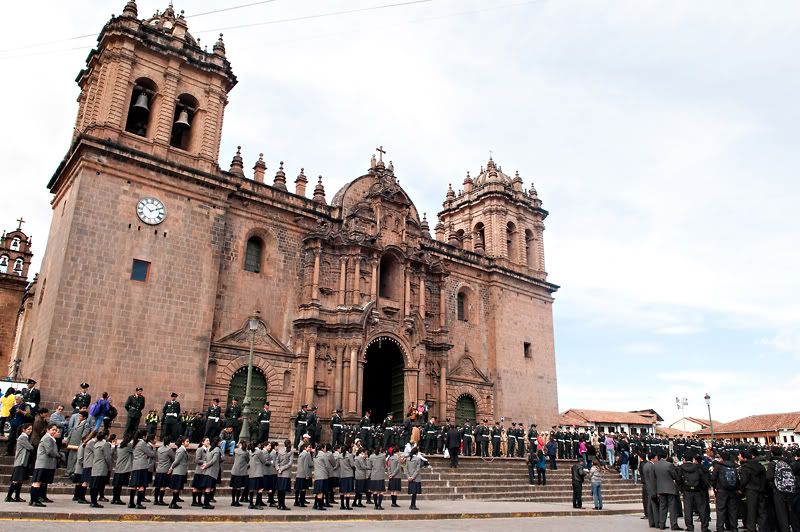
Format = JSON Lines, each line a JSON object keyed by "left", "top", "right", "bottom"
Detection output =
{"left": 518, "top": 424, "right": 527, "bottom": 457}
{"left": 306, "top": 405, "right": 319, "bottom": 446}
{"left": 528, "top": 424, "right": 539, "bottom": 452}
{"left": 204, "top": 398, "right": 222, "bottom": 439}
{"left": 256, "top": 402, "right": 271, "bottom": 443}
{"left": 21, "top": 379, "right": 40, "bottom": 414}
{"left": 423, "top": 417, "right": 437, "bottom": 454}
{"left": 330, "top": 409, "right": 343, "bottom": 446}
{"left": 359, "top": 410, "right": 372, "bottom": 450}
{"left": 161, "top": 392, "right": 181, "bottom": 440}
{"left": 72, "top": 383, "right": 91, "bottom": 414}
{"left": 507, "top": 423, "right": 517, "bottom": 457}
{"left": 461, "top": 420, "right": 474, "bottom": 456}
{"left": 224, "top": 398, "right": 243, "bottom": 435}
{"left": 123, "top": 387, "right": 146, "bottom": 438}
{"left": 491, "top": 422, "right": 502, "bottom": 457}
{"left": 478, "top": 419, "right": 490, "bottom": 457}
{"left": 294, "top": 405, "right": 308, "bottom": 449}
{"left": 382, "top": 413, "right": 395, "bottom": 449}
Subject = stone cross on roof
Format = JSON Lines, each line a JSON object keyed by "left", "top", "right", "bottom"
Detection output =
{"left": 16, "top": 217, "right": 24, "bottom": 231}
{"left": 376, "top": 145, "right": 386, "bottom": 162}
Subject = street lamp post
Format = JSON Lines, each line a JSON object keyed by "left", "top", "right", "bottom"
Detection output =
{"left": 239, "top": 311, "right": 261, "bottom": 443}
{"left": 704, "top": 393, "right": 714, "bottom": 443}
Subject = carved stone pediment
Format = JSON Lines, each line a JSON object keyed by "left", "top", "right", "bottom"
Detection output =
{"left": 448, "top": 355, "right": 490, "bottom": 384}
{"left": 216, "top": 319, "right": 292, "bottom": 354}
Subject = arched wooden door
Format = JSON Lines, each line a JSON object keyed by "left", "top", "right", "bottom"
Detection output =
{"left": 227, "top": 367, "right": 268, "bottom": 413}
{"left": 455, "top": 395, "right": 477, "bottom": 424}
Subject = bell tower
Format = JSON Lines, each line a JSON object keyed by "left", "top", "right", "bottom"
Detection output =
{"left": 73, "top": 1, "right": 237, "bottom": 173}
{"left": 437, "top": 157, "right": 548, "bottom": 279}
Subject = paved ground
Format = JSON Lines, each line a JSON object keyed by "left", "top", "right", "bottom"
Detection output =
{"left": 1, "top": 515, "right": 653, "bottom": 531}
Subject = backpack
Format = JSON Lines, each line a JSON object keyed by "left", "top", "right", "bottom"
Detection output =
{"left": 718, "top": 464, "right": 738, "bottom": 490}
{"left": 682, "top": 466, "right": 701, "bottom": 489}
{"left": 88, "top": 401, "right": 101, "bottom": 418}
{"left": 774, "top": 460, "right": 796, "bottom": 493}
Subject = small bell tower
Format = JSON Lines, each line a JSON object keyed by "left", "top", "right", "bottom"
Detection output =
{"left": 72, "top": 1, "right": 237, "bottom": 173}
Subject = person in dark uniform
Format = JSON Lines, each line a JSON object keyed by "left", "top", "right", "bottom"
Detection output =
{"left": 528, "top": 424, "right": 539, "bottom": 454}
{"left": 423, "top": 417, "right": 437, "bottom": 455}
{"left": 256, "top": 402, "right": 271, "bottom": 443}
{"left": 461, "top": 420, "right": 474, "bottom": 457}
{"left": 507, "top": 423, "right": 517, "bottom": 457}
{"left": 294, "top": 405, "right": 308, "bottom": 450}
{"left": 72, "top": 383, "right": 91, "bottom": 415}
{"left": 330, "top": 409, "right": 343, "bottom": 446}
{"left": 478, "top": 419, "right": 490, "bottom": 457}
{"left": 21, "top": 379, "right": 40, "bottom": 415}
{"left": 224, "top": 398, "right": 242, "bottom": 436}
{"left": 382, "top": 413, "right": 395, "bottom": 450}
{"left": 306, "top": 405, "right": 319, "bottom": 446}
{"left": 204, "top": 399, "right": 222, "bottom": 439}
{"left": 359, "top": 410, "right": 372, "bottom": 450}
{"left": 161, "top": 393, "right": 181, "bottom": 441}
{"left": 491, "top": 422, "right": 502, "bottom": 457}
{"left": 123, "top": 387, "right": 145, "bottom": 438}
{"left": 190, "top": 412, "right": 205, "bottom": 444}
{"left": 402, "top": 415, "right": 412, "bottom": 447}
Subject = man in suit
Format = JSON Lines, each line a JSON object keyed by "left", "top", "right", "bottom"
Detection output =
{"left": 642, "top": 452, "right": 659, "bottom": 528}
{"left": 446, "top": 422, "right": 462, "bottom": 468}
{"left": 653, "top": 453, "right": 681, "bottom": 530}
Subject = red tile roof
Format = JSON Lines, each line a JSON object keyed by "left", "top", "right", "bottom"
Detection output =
{"left": 695, "top": 412, "right": 800, "bottom": 435}
{"left": 557, "top": 409, "right": 657, "bottom": 427}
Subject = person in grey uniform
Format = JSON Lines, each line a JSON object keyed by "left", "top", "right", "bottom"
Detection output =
{"left": 90, "top": 432, "right": 113, "bottom": 507}
{"left": 198, "top": 437, "right": 220, "bottom": 509}
{"left": 247, "top": 441, "right": 267, "bottom": 509}
{"left": 110, "top": 435, "right": 133, "bottom": 505}
{"left": 65, "top": 411, "right": 89, "bottom": 478}
{"left": 387, "top": 447, "right": 402, "bottom": 507}
{"left": 128, "top": 431, "right": 155, "bottom": 509}
{"left": 294, "top": 443, "right": 313, "bottom": 507}
{"left": 263, "top": 442, "right": 278, "bottom": 507}
{"left": 191, "top": 437, "right": 209, "bottom": 507}
{"left": 312, "top": 444, "right": 330, "bottom": 510}
{"left": 29, "top": 423, "right": 60, "bottom": 507}
{"left": 406, "top": 447, "right": 423, "bottom": 510}
{"left": 368, "top": 447, "right": 387, "bottom": 510}
{"left": 153, "top": 436, "right": 175, "bottom": 506}
{"left": 72, "top": 435, "right": 89, "bottom": 504}
{"left": 80, "top": 432, "right": 97, "bottom": 503}
{"left": 275, "top": 440, "right": 293, "bottom": 510}
{"left": 6, "top": 423, "right": 33, "bottom": 503}
{"left": 167, "top": 436, "right": 190, "bottom": 509}
{"left": 228, "top": 441, "right": 248, "bottom": 506}
{"left": 326, "top": 443, "right": 339, "bottom": 507}
{"left": 338, "top": 445, "right": 355, "bottom": 510}
{"left": 354, "top": 447, "right": 371, "bottom": 508}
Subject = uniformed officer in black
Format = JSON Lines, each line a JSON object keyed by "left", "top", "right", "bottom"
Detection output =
{"left": 491, "top": 422, "right": 502, "bottom": 457}
{"left": 422, "top": 417, "right": 437, "bottom": 454}
{"left": 204, "top": 398, "right": 222, "bottom": 439}
{"left": 478, "top": 419, "right": 490, "bottom": 457}
{"left": 518, "top": 425, "right": 527, "bottom": 457}
{"left": 224, "top": 397, "right": 243, "bottom": 435}
{"left": 123, "top": 386, "right": 146, "bottom": 438}
{"left": 527, "top": 424, "right": 539, "bottom": 452}
{"left": 71, "top": 383, "right": 91, "bottom": 414}
{"left": 359, "top": 410, "right": 372, "bottom": 449}
{"left": 382, "top": 413, "right": 395, "bottom": 449}
{"left": 306, "top": 404, "right": 319, "bottom": 445}
{"left": 294, "top": 404, "right": 308, "bottom": 449}
{"left": 461, "top": 420, "right": 474, "bottom": 456}
{"left": 256, "top": 402, "right": 271, "bottom": 443}
{"left": 161, "top": 392, "right": 181, "bottom": 440}
{"left": 21, "top": 379, "right": 40, "bottom": 414}
{"left": 330, "top": 409, "right": 343, "bottom": 446}
{"left": 507, "top": 422, "right": 517, "bottom": 457}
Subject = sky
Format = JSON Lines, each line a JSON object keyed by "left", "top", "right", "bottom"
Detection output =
{"left": 0, "top": 0, "right": 798, "bottom": 426}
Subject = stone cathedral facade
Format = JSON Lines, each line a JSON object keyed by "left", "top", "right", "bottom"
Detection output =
{"left": 10, "top": 2, "right": 559, "bottom": 439}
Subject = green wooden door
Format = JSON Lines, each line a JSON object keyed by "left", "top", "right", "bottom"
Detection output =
{"left": 455, "top": 395, "right": 476, "bottom": 424}
{"left": 227, "top": 367, "right": 268, "bottom": 413}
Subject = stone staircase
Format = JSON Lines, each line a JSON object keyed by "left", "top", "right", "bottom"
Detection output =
{"left": 0, "top": 453, "right": 642, "bottom": 503}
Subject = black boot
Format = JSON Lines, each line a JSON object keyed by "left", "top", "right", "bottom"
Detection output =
{"left": 136, "top": 490, "right": 146, "bottom": 509}
{"left": 169, "top": 492, "right": 181, "bottom": 509}
{"left": 268, "top": 491, "right": 276, "bottom": 506}
{"left": 202, "top": 492, "right": 214, "bottom": 510}
{"left": 378, "top": 494, "right": 384, "bottom": 509}
{"left": 340, "top": 494, "right": 345, "bottom": 509}
{"left": 278, "top": 491, "right": 290, "bottom": 510}
{"left": 300, "top": 490, "right": 308, "bottom": 507}
{"left": 41, "top": 485, "right": 53, "bottom": 503}
{"left": 293, "top": 490, "right": 300, "bottom": 507}
{"left": 13, "top": 483, "right": 24, "bottom": 503}
{"left": 191, "top": 491, "right": 202, "bottom": 507}
{"left": 391, "top": 494, "right": 399, "bottom": 507}
{"left": 345, "top": 496, "right": 352, "bottom": 510}
{"left": 29, "top": 486, "right": 45, "bottom": 507}
{"left": 128, "top": 490, "right": 136, "bottom": 509}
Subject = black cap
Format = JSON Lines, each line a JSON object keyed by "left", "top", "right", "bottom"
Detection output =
{"left": 27, "top": 378, "right": 36, "bottom": 385}
{"left": 264, "top": 402, "right": 270, "bottom": 406}
{"left": 301, "top": 404, "right": 308, "bottom": 409}
{"left": 135, "top": 387, "right": 143, "bottom": 391}
{"left": 483, "top": 419, "right": 488, "bottom": 423}
{"left": 170, "top": 392, "right": 178, "bottom": 398}
{"left": 311, "top": 405, "right": 317, "bottom": 411}
{"left": 80, "top": 382, "right": 90, "bottom": 389}
{"left": 213, "top": 398, "right": 219, "bottom": 403}
{"left": 336, "top": 409, "right": 342, "bottom": 413}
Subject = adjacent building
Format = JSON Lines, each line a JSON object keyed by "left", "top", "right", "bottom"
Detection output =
{"left": 556, "top": 408, "right": 659, "bottom": 435}
{"left": 695, "top": 412, "right": 800, "bottom": 445}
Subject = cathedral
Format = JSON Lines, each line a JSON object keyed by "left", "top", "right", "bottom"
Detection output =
{"left": 8, "top": 1, "right": 559, "bottom": 439}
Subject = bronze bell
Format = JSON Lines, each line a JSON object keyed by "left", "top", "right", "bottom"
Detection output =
{"left": 174, "top": 109, "right": 191, "bottom": 128}
{"left": 132, "top": 92, "right": 150, "bottom": 113}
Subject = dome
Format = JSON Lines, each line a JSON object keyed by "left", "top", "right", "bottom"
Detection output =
{"left": 472, "top": 157, "right": 513, "bottom": 186}
{"left": 144, "top": 4, "right": 198, "bottom": 46}
{"left": 331, "top": 170, "right": 420, "bottom": 225}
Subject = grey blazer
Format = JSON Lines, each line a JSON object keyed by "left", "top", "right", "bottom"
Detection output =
{"left": 34, "top": 433, "right": 60, "bottom": 470}
{"left": 387, "top": 454, "right": 402, "bottom": 479}
{"left": 67, "top": 420, "right": 88, "bottom": 446}
{"left": 328, "top": 451, "right": 339, "bottom": 478}
{"left": 203, "top": 447, "right": 221, "bottom": 479}
{"left": 368, "top": 453, "right": 386, "bottom": 481}
{"left": 84, "top": 438, "right": 96, "bottom": 469}
{"left": 115, "top": 444, "right": 133, "bottom": 474}
{"left": 92, "top": 440, "right": 114, "bottom": 477}
{"left": 653, "top": 459, "right": 679, "bottom": 495}
{"left": 642, "top": 460, "right": 658, "bottom": 496}
{"left": 156, "top": 445, "right": 175, "bottom": 474}
{"left": 248, "top": 448, "right": 266, "bottom": 478}
{"left": 276, "top": 449, "right": 293, "bottom": 478}
{"left": 194, "top": 446, "right": 207, "bottom": 476}
{"left": 264, "top": 449, "right": 277, "bottom": 476}
{"left": 169, "top": 445, "right": 189, "bottom": 476}
{"left": 14, "top": 433, "right": 33, "bottom": 467}
{"left": 355, "top": 455, "right": 370, "bottom": 480}
{"left": 313, "top": 451, "right": 330, "bottom": 480}
{"left": 406, "top": 455, "right": 422, "bottom": 481}
{"left": 231, "top": 447, "right": 249, "bottom": 476}
{"left": 339, "top": 452, "right": 355, "bottom": 478}
{"left": 131, "top": 440, "right": 154, "bottom": 471}
{"left": 297, "top": 450, "right": 313, "bottom": 478}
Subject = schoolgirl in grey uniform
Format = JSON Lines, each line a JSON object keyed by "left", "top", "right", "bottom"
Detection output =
{"left": 190, "top": 437, "right": 209, "bottom": 506}
{"left": 327, "top": 443, "right": 339, "bottom": 507}
{"left": 353, "top": 447, "right": 370, "bottom": 508}
{"left": 263, "top": 441, "right": 278, "bottom": 506}
{"left": 128, "top": 430, "right": 155, "bottom": 509}
{"left": 312, "top": 443, "right": 329, "bottom": 510}
{"left": 72, "top": 432, "right": 90, "bottom": 504}
{"left": 110, "top": 435, "right": 133, "bottom": 505}
{"left": 196, "top": 436, "right": 220, "bottom": 509}
{"left": 294, "top": 442, "right": 313, "bottom": 507}
{"left": 368, "top": 446, "right": 387, "bottom": 510}
{"left": 80, "top": 431, "right": 97, "bottom": 499}
{"left": 406, "top": 447, "right": 423, "bottom": 510}
{"left": 337, "top": 444, "right": 355, "bottom": 510}
{"left": 6, "top": 423, "right": 32, "bottom": 503}
{"left": 229, "top": 440, "right": 248, "bottom": 507}
{"left": 387, "top": 446, "right": 402, "bottom": 507}
{"left": 275, "top": 439, "right": 293, "bottom": 510}
{"left": 247, "top": 441, "right": 266, "bottom": 509}
{"left": 153, "top": 436, "right": 175, "bottom": 506}
{"left": 167, "top": 436, "right": 190, "bottom": 509}
{"left": 90, "top": 432, "right": 113, "bottom": 507}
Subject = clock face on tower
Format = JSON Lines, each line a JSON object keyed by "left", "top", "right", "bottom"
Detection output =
{"left": 136, "top": 197, "right": 166, "bottom": 225}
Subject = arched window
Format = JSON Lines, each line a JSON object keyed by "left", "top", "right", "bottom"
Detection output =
{"left": 506, "top": 221, "right": 517, "bottom": 262}
{"left": 379, "top": 254, "right": 401, "bottom": 300}
{"left": 283, "top": 370, "right": 291, "bottom": 392}
{"left": 244, "top": 237, "right": 263, "bottom": 273}
{"left": 0, "top": 255, "right": 8, "bottom": 274}
{"left": 455, "top": 229, "right": 465, "bottom": 249}
{"left": 457, "top": 291, "right": 467, "bottom": 321}
{"left": 170, "top": 93, "right": 198, "bottom": 150}
{"left": 525, "top": 229, "right": 535, "bottom": 267}
{"left": 473, "top": 222, "right": 485, "bottom": 253}
{"left": 125, "top": 78, "right": 156, "bottom": 137}
{"left": 10, "top": 237, "right": 21, "bottom": 251}
{"left": 13, "top": 258, "right": 23, "bottom": 275}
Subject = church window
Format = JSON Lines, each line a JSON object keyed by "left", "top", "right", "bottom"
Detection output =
{"left": 244, "top": 237, "right": 263, "bottom": 273}
{"left": 170, "top": 93, "right": 198, "bottom": 150}
{"left": 125, "top": 78, "right": 156, "bottom": 137}
{"left": 379, "top": 254, "right": 401, "bottom": 300}
{"left": 455, "top": 229, "right": 464, "bottom": 249}
{"left": 523, "top": 341, "right": 531, "bottom": 358}
{"left": 131, "top": 259, "right": 150, "bottom": 282}
{"left": 13, "top": 258, "right": 23, "bottom": 275}
{"left": 474, "top": 222, "right": 485, "bottom": 253}
{"left": 0, "top": 255, "right": 8, "bottom": 273}
{"left": 10, "top": 237, "right": 21, "bottom": 251}
{"left": 506, "top": 222, "right": 517, "bottom": 262}
{"left": 457, "top": 291, "right": 467, "bottom": 321}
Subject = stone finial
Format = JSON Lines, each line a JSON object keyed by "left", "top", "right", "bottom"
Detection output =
{"left": 370, "top": 154, "right": 377, "bottom": 169}
{"left": 295, "top": 168, "right": 308, "bottom": 197}
{"left": 434, "top": 220, "right": 446, "bottom": 242}
{"left": 312, "top": 175, "right": 326, "bottom": 204}
{"left": 213, "top": 33, "right": 226, "bottom": 57}
{"left": 446, "top": 183, "right": 455, "bottom": 200}
{"left": 252, "top": 153, "right": 266, "bottom": 183}
{"left": 463, "top": 170, "right": 473, "bottom": 194}
{"left": 229, "top": 146, "right": 245, "bottom": 177}
{"left": 447, "top": 224, "right": 461, "bottom": 247}
{"left": 529, "top": 183, "right": 538, "bottom": 197}
{"left": 420, "top": 213, "right": 431, "bottom": 236}
{"left": 122, "top": 0, "right": 138, "bottom": 17}
{"left": 173, "top": 10, "right": 188, "bottom": 40}
{"left": 387, "top": 160, "right": 394, "bottom": 173}
{"left": 273, "top": 161, "right": 287, "bottom": 191}
{"left": 512, "top": 170, "right": 523, "bottom": 192}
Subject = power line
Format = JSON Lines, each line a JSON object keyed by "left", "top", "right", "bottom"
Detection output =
{"left": 190, "top": 0, "right": 280, "bottom": 18}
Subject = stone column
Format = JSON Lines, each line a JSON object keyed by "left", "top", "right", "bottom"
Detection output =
{"left": 305, "top": 339, "right": 317, "bottom": 405}
{"left": 404, "top": 368, "right": 419, "bottom": 412}
{"left": 357, "top": 359, "right": 365, "bottom": 416}
{"left": 352, "top": 257, "right": 361, "bottom": 305}
{"left": 439, "top": 280, "right": 446, "bottom": 329}
{"left": 419, "top": 276, "right": 426, "bottom": 321}
{"left": 311, "top": 249, "right": 321, "bottom": 301}
{"left": 348, "top": 345, "right": 358, "bottom": 414}
{"left": 154, "top": 68, "right": 179, "bottom": 145}
{"left": 370, "top": 259, "right": 378, "bottom": 301}
{"left": 404, "top": 266, "right": 411, "bottom": 317}
{"left": 439, "top": 363, "right": 447, "bottom": 419}
{"left": 334, "top": 345, "right": 343, "bottom": 411}
{"left": 342, "top": 358, "right": 351, "bottom": 413}
{"left": 338, "top": 257, "right": 347, "bottom": 306}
